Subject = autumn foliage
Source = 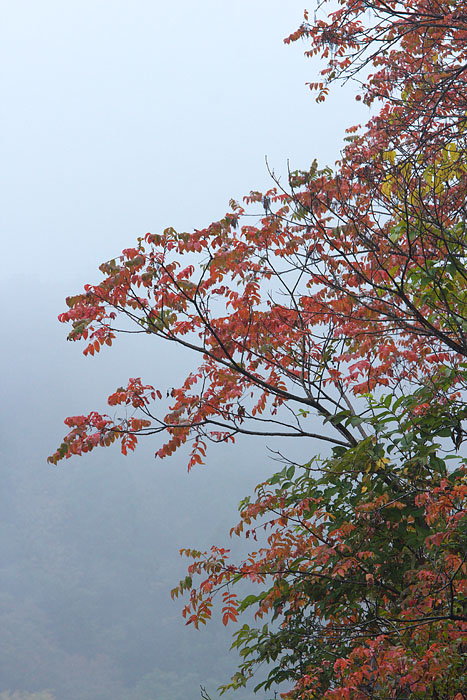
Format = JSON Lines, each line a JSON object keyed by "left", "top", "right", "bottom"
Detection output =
{"left": 51, "top": 1, "right": 467, "bottom": 698}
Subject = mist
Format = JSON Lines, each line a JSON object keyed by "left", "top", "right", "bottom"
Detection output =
{"left": 0, "top": 2, "right": 364, "bottom": 698}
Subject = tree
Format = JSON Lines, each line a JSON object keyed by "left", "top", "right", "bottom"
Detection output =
{"left": 50, "top": 0, "right": 467, "bottom": 697}
{"left": 176, "top": 387, "right": 467, "bottom": 699}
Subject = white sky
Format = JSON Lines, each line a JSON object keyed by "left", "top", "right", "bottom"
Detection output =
{"left": 1, "top": 0, "right": 364, "bottom": 280}
{"left": 0, "top": 0, "right": 366, "bottom": 535}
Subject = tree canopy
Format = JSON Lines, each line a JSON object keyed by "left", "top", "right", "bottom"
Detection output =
{"left": 51, "top": 1, "right": 467, "bottom": 698}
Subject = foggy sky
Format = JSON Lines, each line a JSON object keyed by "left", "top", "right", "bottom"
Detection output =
{"left": 1, "top": 0, "right": 365, "bottom": 484}
{"left": 0, "top": 2, "right": 365, "bottom": 695}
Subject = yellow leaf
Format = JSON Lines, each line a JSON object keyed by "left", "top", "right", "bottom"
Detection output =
{"left": 375, "top": 457, "right": 390, "bottom": 469}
